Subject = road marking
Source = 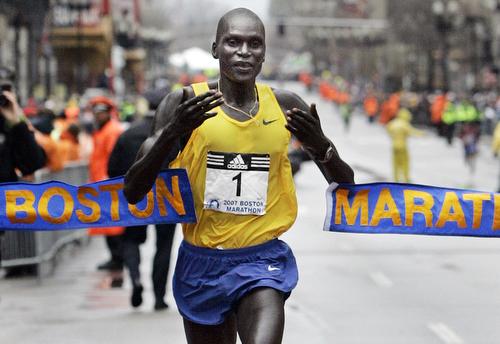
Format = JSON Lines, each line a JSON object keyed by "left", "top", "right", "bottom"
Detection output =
{"left": 428, "top": 322, "right": 464, "bottom": 344}
{"left": 369, "top": 271, "right": 393, "bottom": 288}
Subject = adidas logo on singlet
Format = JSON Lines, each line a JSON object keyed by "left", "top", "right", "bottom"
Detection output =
{"left": 227, "top": 154, "right": 248, "bottom": 170}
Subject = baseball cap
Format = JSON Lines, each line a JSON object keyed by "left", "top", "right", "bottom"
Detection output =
{"left": 92, "top": 103, "right": 112, "bottom": 113}
{"left": 89, "top": 96, "right": 116, "bottom": 114}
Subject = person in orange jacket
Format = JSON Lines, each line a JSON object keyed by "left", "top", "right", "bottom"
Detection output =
{"left": 59, "top": 123, "right": 81, "bottom": 163}
{"left": 379, "top": 92, "right": 400, "bottom": 125}
{"left": 88, "top": 96, "right": 125, "bottom": 272}
{"left": 363, "top": 92, "right": 379, "bottom": 123}
{"left": 32, "top": 109, "right": 64, "bottom": 172}
{"left": 298, "top": 71, "right": 313, "bottom": 92}
{"left": 319, "top": 80, "right": 331, "bottom": 100}
{"left": 430, "top": 92, "right": 447, "bottom": 136}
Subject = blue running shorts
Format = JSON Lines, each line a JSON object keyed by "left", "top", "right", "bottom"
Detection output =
{"left": 173, "top": 239, "right": 299, "bottom": 325}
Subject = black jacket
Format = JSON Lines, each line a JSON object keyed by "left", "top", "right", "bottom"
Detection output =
{"left": 0, "top": 120, "right": 47, "bottom": 235}
{"left": 108, "top": 116, "right": 180, "bottom": 178}
{"left": 108, "top": 117, "right": 154, "bottom": 178}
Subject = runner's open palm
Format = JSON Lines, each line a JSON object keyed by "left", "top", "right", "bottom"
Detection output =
{"left": 285, "top": 103, "right": 328, "bottom": 156}
{"left": 171, "top": 88, "right": 224, "bottom": 135}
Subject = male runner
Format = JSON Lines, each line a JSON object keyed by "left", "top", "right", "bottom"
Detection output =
{"left": 124, "top": 8, "right": 354, "bottom": 344}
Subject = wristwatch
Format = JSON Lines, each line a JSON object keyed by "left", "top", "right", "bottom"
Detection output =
{"left": 318, "top": 140, "right": 335, "bottom": 163}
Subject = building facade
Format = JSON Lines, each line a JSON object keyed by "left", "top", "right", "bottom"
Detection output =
{"left": 0, "top": 0, "right": 51, "bottom": 102}
{"left": 270, "top": 0, "right": 500, "bottom": 92}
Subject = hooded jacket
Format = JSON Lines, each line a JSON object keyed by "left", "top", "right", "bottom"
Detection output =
{"left": 386, "top": 108, "right": 424, "bottom": 149}
{"left": 0, "top": 119, "right": 47, "bottom": 236}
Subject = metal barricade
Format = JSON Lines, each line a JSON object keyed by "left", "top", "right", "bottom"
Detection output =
{"left": 1, "top": 161, "right": 90, "bottom": 276}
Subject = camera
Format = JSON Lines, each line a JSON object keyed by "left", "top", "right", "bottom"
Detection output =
{"left": 0, "top": 83, "right": 12, "bottom": 107}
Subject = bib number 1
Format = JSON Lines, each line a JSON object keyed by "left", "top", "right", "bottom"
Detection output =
{"left": 203, "top": 151, "right": 270, "bottom": 215}
{"left": 232, "top": 172, "right": 242, "bottom": 196}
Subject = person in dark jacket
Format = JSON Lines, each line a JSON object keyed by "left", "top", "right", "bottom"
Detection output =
{"left": 0, "top": 67, "right": 46, "bottom": 268}
{"left": 108, "top": 87, "right": 176, "bottom": 310}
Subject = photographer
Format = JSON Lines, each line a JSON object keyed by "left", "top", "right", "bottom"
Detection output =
{"left": 0, "top": 67, "right": 46, "bottom": 268}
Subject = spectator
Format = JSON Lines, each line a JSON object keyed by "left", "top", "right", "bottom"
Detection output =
{"left": 0, "top": 66, "right": 46, "bottom": 268}
{"left": 108, "top": 87, "right": 176, "bottom": 310}
{"left": 87, "top": 96, "right": 125, "bottom": 273}
{"left": 59, "top": 123, "right": 81, "bottom": 163}
{"left": 363, "top": 91, "right": 378, "bottom": 123}
{"left": 32, "top": 109, "right": 64, "bottom": 172}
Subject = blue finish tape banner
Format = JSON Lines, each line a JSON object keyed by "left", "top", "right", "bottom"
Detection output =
{"left": 324, "top": 182, "right": 499, "bottom": 237}
{"left": 0, "top": 169, "right": 196, "bottom": 231}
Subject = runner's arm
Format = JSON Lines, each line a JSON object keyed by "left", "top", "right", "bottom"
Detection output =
{"left": 275, "top": 89, "right": 354, "bottom": 184}
{"left": 124, "top": 87, "right": 223, "bottom": 204}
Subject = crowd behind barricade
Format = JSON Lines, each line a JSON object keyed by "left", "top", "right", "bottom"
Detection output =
{"left": 295, "top": 70, "right": 500, "bottom": 190}
{"left": 0, "top": 65, "right": 222, "bottom": 309}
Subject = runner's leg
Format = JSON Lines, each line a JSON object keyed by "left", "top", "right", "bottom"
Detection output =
{"left": 236, "top": 287, "right": 285, "bottom": 344}
{"left": 183, "top": 314, "right": 237, "bottom": 344}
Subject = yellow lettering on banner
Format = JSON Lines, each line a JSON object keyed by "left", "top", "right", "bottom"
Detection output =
{"left": 5, "top": 190, "right": 37, "bottom": 224}
{"left": 155, "top": 176, "right": 186, "bottom": 216}
{"left": 99, "top": 183, "right": 124, "bottom": 221}
{"left": 435, "top": 192, "right": 466, "bottom": 228}
{"left": 334, "top": 189, "right": 369, "bottom": 225}
{"left": 463, "top": 193, "right": 490, "bottom": 229}
{"left": 76, "top": 187, "right": 101, "bottom": 223}
{"left": 404, "top": 190, "right": 434, "bottom": 227}
{"left": 129, "top": 190, "right": 154, "bottom": 218}
{"left": 38, "top": 187, "right": 74, "bottom": 224}
{"left": 369, "top": 188, "right": 402, "bottom": 226}
{"left": 493, "top": 194, "right": 500, "bottom": 230}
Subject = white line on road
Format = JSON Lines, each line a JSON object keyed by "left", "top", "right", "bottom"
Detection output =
{"left": 428, "top": 322, "right": 464, "bottom": 344}
{"left": 369, "top": 271, "right": 393, "bottom": 288}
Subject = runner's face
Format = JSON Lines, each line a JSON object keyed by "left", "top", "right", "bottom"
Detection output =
{"left": 214, "top": 16, "right": 265, "bottom": 82}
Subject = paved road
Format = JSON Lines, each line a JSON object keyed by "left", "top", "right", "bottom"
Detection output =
{"left": 1, "top": 82, "right": 499, "bottom": 343}
{"left": 284, "top": 82, "right": 500, "bottom": 344}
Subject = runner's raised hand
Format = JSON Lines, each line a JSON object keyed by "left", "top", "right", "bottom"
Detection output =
{"left": 171, "top": 88, "right": 224, "bottom": 134}
{"left": 285, "top": 103, "right": 330, "bottom": 159}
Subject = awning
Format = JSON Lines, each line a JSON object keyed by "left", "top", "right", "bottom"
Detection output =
{"left": 49, "top": 17, "right": 112, "bottom": 56}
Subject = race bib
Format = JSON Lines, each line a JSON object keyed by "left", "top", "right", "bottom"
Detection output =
{"left": 204, "top": 151, "right": 270, "bottom": 215}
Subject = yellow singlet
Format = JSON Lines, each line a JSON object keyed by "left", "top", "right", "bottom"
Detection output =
{"left": 170, "top": 82, "right": 298, "bottom": 248}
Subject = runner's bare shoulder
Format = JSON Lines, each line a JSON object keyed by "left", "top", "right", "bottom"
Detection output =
{"left": 271, "top": 87, "right": 309, "bottom": 113}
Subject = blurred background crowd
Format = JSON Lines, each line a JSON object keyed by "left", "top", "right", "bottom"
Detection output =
{"left": 0, "top": 0, "right": 499, "bottom": 184}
